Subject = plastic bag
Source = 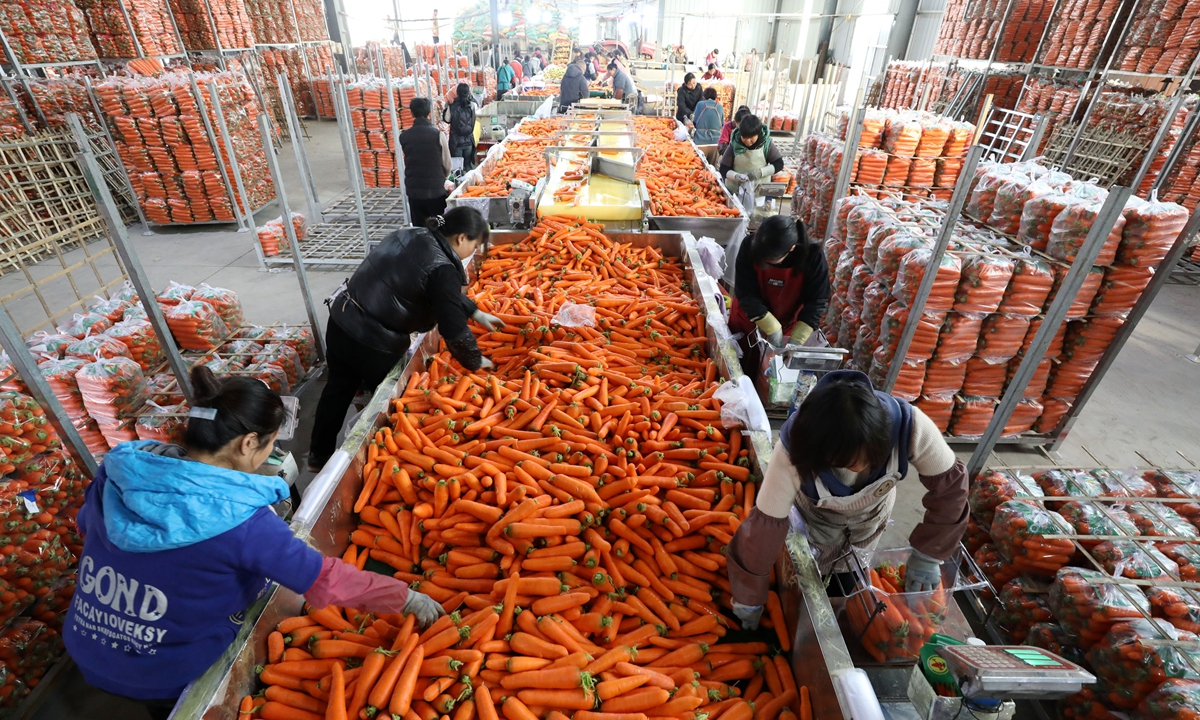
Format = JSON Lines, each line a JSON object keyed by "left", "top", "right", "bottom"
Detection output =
{"left": 1091, "top": 468, "right": 1156, "bottom": 498}
{"left": 25, "top": 333, "right": 75, "bottom": 360}
{"left": 30, "top": 572, "right": 74, "bottom": 631}
{"left": 1034, "top": 468, "right": 1104, "bottom": 502}
{"left": 847, "top": 264, "right": 873, "bottom": 308}
{"left": 860, "top": 281, "right": 895, "bottom": 335}
{"left": 966, "top": 167, "right": 1011, "bottom": 220}
{"left": 1016, "top": 187, "right": 1066, "bottom": 249}
{"left": 1125, "top": 503, "right": 1200, "bottom": 539}
{"left": 1062, "top": 317, "right": 1123, "bottom": 362}
{"left": 973, "top": 313, "right": 1030, "bottom": 362}
{"left": 1118, "top": 192, "right": 1190, "bottom": 267}
{"left": 695, "top": 237, "right": 726, "bottom": 280}
{"left": 262, "top": 326, "right": 319, "bottom": 372}
{"left": 164, "top": 301, "right": 230, "bottom": 351}
{"left": 974, "top": 542, "right": 1019, "bottom": 590}
{"left": 965, "top": 515, "right": 991, "bottom": 555}
{"left": 551, "top": 303, "right": 596, "bottom": 327}
{"left": 842, "top": 548, "right": 957, "bottom": 663}
{"left": 1148, "top": 585, "right": 1200, "bottom": 633}
{"left": 64, "top": 335, "right": 132, "bottom": 363}
{"left": 989, "top": 176, "right": 1038, "bottom": 233}
{"left": 1092, "top": 265, "right": 1154, "bottom": 316}
{"left": 1047, "top": 197, "right": 1126, "bottom": 266}
{"left": 1139, "top": 679, "right": 1200, "bottom": 720}
{"left": 882, "top": 117, "right": 922, "bottom": 156}
{"left": 893, "top": 250, "right": 961, "bottom": 312}
{"left": 969, "top": 468, "right": 1043, "bottom": 528}
{"left": 1145, "top": 471, "right": 1200, "bottom": 519}
{"left": 922, "top": 359, "right": 966, "bottom": 396}
{"left": 257, "top": 223, "right": 288, "bottom": 257}
{"left": 135, "top": 402, "right": 187, "bottom": 444}
{"left": 934, "top": 313, "right": 982, "bottom": 362}
{"left": 949, "top": 395, "right": 996, "bottom": 437}
{"left": 1091, "top": 541, "right": 1178, "bottom": 580}
{"left": 1046, "top": 357, "right": 1097, "bottom": 399}
{"left": 1022, "top": 317, "right": 1069, "bottom": 359}
{"left": 1049, "top": 567, "right": 1150, "bottom": 648}
{"left": 954, "top": 254, "right": 1015, "bottom": 315}
{"left": 104, "top": 319, "right": 166, "bottom": 371}
{"left": 874, "top": 357, "right": 925, "bottom": 402}
{"left": 874, "top": 231, "right": 932, "bottom": 278}
{"left": 1034, "top": 396, "right": 1072, "bottom": 434}
{"left": 37, "top": 358, "right": 88, "bottom": 420}
{"left": 1086, "top": 619, "right": 1200, "bottom": 710}
{"left": 962, "top": 356, "right": 1008, "bottom": 396}
{"left": 852, "top": 324, "right": 879, "bottom": 372}
{"left": 713, "top": 376, "right": 770, "bottom": 434}
{"left": 1009, "top": 356, "right": 1052, "bottom": 399}
{"left": 1050, "top": 264, "right": 1105, "bottom": 319}
{"left": 85, "top": 296, "right": 131, "bottom": 323}
{"left": 1025, "top": 622, "right": 1089, "bottom": 668}
{"left": 192, "top": 283, "right": 246, "bottom": 331}
{"left": 122, "top": 304, "right": 148, "bottom": 322}
{"left": 999, "top": 256, "right": 1054, "bottom": 316}
{"left": 246, "top": 361, "right": 291, "bottom": 395}
{"left": 997, "top": 577, "right": 1054, "bottom": 643}
{"left": 862, "top": 220, "right": 902, "bottom": 271}
{"left": 75, "top": 357, "right": 148, "bottom": 424}
{"left": 915, "top": 394, "right": 953, "bottom": 432}
{"left": 56, "top": 312, "right": 111, "bottom": 339}
{"left": 990, "top": 500, "right": 1075, "bottom": 577}
{"left": 156, "top": 281, "right": 195, "bottom": 306}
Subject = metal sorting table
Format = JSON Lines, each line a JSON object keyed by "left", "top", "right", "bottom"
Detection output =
{"left": 169, "top": 229, "right": 786, "bottom": 719}
{"left": 646, "top": 134, "right": 750, "bottom": 248}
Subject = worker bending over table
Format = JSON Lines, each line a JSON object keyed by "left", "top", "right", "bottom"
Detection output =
{"left": 726, "top": 369, "right": 969, "bottom": 626}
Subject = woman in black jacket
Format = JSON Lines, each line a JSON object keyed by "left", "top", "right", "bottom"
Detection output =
{"left": 675, "top": 73, "right": 704, "bottom": 128}
{"left": 444, "top": 83, "right": 477, "bottom": 171}
{"left": 307, "top": 207, "right": 503, "bottom": 470}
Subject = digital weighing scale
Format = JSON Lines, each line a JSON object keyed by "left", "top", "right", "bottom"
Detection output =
{"left": 936, "top": 645, "right": 1095, "bottom": 700}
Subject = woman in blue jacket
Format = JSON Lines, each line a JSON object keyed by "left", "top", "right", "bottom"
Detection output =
{"left": 692, "top": 87, "right": 724, "bottom": 145}
{"left": 63, "top": 366, "right": 444, "bottom": 719}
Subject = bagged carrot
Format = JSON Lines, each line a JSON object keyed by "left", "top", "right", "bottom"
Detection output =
{"left": 1091, "top": 265, "right": 1154, "bottom": 317}
{"left": 1144, "top": 471, "right": 1200, "bottom": 519}
{"left": 1090, "top": 541, "right": 1178, "bottom": 580}
{"left": 1138, "top": 678, "right": 1200, "bottom": 719}
{"left": 64, "top": 336, "right": 133, "bottom": 362}
{"left": 104, "top": 319, "right": 165, "bottom": 371}
{"left": 948, "top": 395, "right": 995, "bottom": 437}
{"left": 1086, "top": 619, "right": 1200, "bottom": 710}
{"left": 969, "top": 469, "right": 1043, "bottom": 528}
{"left": 892, "top": 250, "right": 961, "bottom": 312}
{"left": 1147, "top": 587, "right": 1200, "bottom": 633}
{"left": 915, "top": 394, "right": 953, "bottom": 432}
{"left": 75, "top": 357, "right": 148, "bottom": 425}
{"left": 1001, "top": 398, "right": 1043, "bottom": 436}
{"left": 954, "top": 254, "right": 1015, "bottom": 316}
{"left": 1049, "top": 265, "right": 1105, "bottom": 319}
{"left": 163, "top": 300, "right": 230, "bottom": 351}
{"left": 1049, "top": 567, "right": 1149, "bottom": 648}
{"left": 1024, "top": 622, "right": 1088, "bottom": 668}
{"left": 996, "top": 577, "right": 1053, "bottom": 643}
{"left": 934, "top": 313, "right": 983, "bottom": 362}
{"left": 998, "top": 256, "right": 1054, "bottom": 316}
{"left": 25, "top": 332, "right": 76, "bottom": 360}
{"left": 1124, "top": 503, "right": 1200, "bottom": 539}
{"left": 135, "top": 402, "right": 188, "bottom": 444}
{"left": 156, "top": 281, "right": 195, "bottom": 306}
{"left": 56, "top": 312, "right": 112, "bottom": 339}
{"left": 921, "top": 359, "right": 966, "bottom": 396}
{"left": 989, "top": 500, "right": 1075, "bottom": 577}
{"left": 1034, "top": 396, "right": 1072, "bottom": 434}
{"left": 1117, "top": 191, "right": 1189, "bottom": 268}
{"left": 192, "top": 284, "right": 246, "bottom": 331}
{"left": 1046, "top": 194, "right": 1126, "bottom": 266}
{"left": 963, "top": 356, "right": 1009, "bottom": 395}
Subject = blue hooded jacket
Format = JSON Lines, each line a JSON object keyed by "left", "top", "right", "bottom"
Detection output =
{"left": 63, "top": 442, "right": 323, "bottom": 700}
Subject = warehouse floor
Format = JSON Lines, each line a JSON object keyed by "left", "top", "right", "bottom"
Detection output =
{"left": 31, "top": 120, "right": 1200, "bottom": 719}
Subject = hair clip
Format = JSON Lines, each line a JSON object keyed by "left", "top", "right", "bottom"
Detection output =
{"left": 188, "top": 407, "right": 218, "bottom": 420}
{"left": 434, "top": 215, "right": 446, "bottom": 227}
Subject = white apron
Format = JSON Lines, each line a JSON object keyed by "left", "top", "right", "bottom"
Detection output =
{"left": 793, "top": 445, "right": 903, "bottom": 575}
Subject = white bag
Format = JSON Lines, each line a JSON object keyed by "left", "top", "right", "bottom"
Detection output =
{"left": 713, "top": 375, "right": 770, "bottom": 434}
{"left": 534, "top": 96, "right": 555, "bottom": 118}
{"left": 551, "top": 303, "right": 596, "bottom": 327}
{"left": 695, "top": 236, "right": 726, "bottom": 280}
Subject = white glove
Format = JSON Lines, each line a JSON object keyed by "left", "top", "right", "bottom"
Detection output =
{"left": 403, "top": 590, "right": 445, "bottom": 629}
{"left": 472, "top": 310, "right": 505, "bottom": 332}
{"left": 755, "top": 165, "right": 776, "bottom": 180}
{"left": 904, "top": 550, "right": 943, "bottom": 593}
{"left": 765, "top": 330, "right": 784, "bottom": 348}
{"left": 725, "top": 170, "right": 740, "bottom": 182}
{"left": 737, "top": 173, "right": 751, "bottom": 184}
{"left": 478, "top": 357, "right": 496, "bottom": 371}
{"left": 731, "top": 602, "right": 764, "bottom": 630}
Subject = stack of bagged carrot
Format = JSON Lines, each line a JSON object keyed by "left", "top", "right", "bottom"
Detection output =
{"left": 243, "top": 218, "right": 811, "bottom": 720}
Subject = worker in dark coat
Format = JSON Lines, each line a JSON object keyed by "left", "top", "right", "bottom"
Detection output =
{"left": 558, "top": 58, "right": 590, "bottom": 112}
{"left": 728, "top": 215, "right": 830, "bottom": 376}
{"left": 675, "top": 72, "right": 704, "bottom": 127}
{"left": 308, "top": 207, "right": 503, "bottom": 470}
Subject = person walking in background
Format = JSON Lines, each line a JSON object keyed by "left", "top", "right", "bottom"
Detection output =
{"left": 398, "top": 97, "right": 451, "bottom": 227}
{"left": 692, "top": 87, "right": 724, "bottom": 145}
{"left": 510, "top": 56, "right": 524, "bottom": 83}
{"left": 558, "top": 56, "right": 589, "bottom": 112}
{"left": 496, "top": 56, "right": 515, "bottom": 96}
{"left": 431, "top": 9, "right": 440, "bottom": 44}
{"left": 675, "top": 72, "right": 703, "bottom": 128}
{"left": 443, "top": 83, "right": 477, "bottom": 171}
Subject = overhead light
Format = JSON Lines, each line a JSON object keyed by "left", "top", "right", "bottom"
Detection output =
{"left": 499, "top": 10, "right": 513, "bottom": 24}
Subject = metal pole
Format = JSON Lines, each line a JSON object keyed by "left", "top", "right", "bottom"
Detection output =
{"left": 277, "top": 74, "right": 322, "bottom": 222}
{"left": 381, "top": 60, "right": 411, "bottom": 225}
{"left": 331, "top": 69, "right": 371, "bottom": 247}
{"left": 1131, "top": 56, "right": 1200, "bottom": 191}
{"left": 257, "top": 115, "right": 327, "bottom": 360}
{"left": 189, "top": 73, "right": 245, "bottom": 230}
{"left": 967, "top": 187, "right": 1132, "bottom": 473}
{"left": 883, "top": 145, "right": 985, "bottom": 392}
{"left": 208, "top": 83, "right": 255, "bottom": 232}
{"left": 1154, "top": 105, "right": 1200, "bottom": 193}
{"left": 115, "top": 0, "right": 147, "bottom": 59}
{"left": 794, "top": 66, "right": 815, "bottom": 154}
{"left": 0, "top": 303, "right": 99, "bottom": 474}
{"left": 1019, "top": 113, "right": 1050, "bottom": 161}
{"left": 75, "top": 149, "right": 196, "bottom": 406}
{"left": 66, "top": 111, "right": 150, "bottom": 234}
{"left": 1048, "top": 201, "right": 1200, "bottom": 451}
{"left": 823, "top": 104, "right": 866, "bottom": 243}
{"left": 0, "top": 74, "right": 35, "bottom": 135}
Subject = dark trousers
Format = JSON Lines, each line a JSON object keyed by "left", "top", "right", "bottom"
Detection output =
{"left": 309, "top": 319, "right": 408, "bottom": 466}
{"left": 451, "top": 140, "right": 476, "bottom": 171}
{"left": 408, "top": 193, "right": 447, "bottom": 229}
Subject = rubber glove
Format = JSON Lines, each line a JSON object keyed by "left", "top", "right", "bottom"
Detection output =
{"left": 402, "top": 589, "right": 446, "bottom": 629}
{"left": 754, "top": 312, "right": 784, "bottom": 348}
{"left": 478, "top": 357, "right": 496, "bottom": 371}
{"left": 472, "top": 310, "right": 505, "bottom": 331}
{"left": 789, "top": 321, "right": 814, "bottom": 345}
{"left": 731, "top": 602, "right": 764, "bottom": 630}
{"left": 737, "top": 172, "right": 752, "bottom": 185}
{"left": 904, "top": 549, "right": 943, "bottom": 593}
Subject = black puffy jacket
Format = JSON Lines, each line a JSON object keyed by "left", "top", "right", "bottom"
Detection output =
{"left": 328, "top": 227, "right": 482, "bottom": 367}
{"left": 558, "top": 63, "right": 589, "bottom": 109}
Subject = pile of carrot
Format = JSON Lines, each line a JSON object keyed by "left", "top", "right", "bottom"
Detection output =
{"left": 245, "top": 218, "right": 812, "bottom": 720}
{"left": 460, "top": 140, "right": 556, "bottom": 198}
{"left": 634, "top": 119, "right": 741, "bottom": 219}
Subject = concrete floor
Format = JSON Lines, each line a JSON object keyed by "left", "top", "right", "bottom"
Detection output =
{"left": 28, "top": 119, "right": 1200, "bottom": 719}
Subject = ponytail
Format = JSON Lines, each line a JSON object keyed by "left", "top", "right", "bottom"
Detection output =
{"left": 184, "top": 366, "right": 285, "bottom": 452}
{"left": 425, "top": 206, "right": 490, "bottom": 245}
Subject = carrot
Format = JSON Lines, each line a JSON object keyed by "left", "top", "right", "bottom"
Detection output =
{"left": 326, "top": 662, "right": 347, "bottom": 720}
{"left": 348, "top": 649, "right": 390, "bottom": 718}
{"left": 500, "top": 696, "right": 540, "bottom": 720}
{"left": 516, "top": 688, "right": 597, "bottom": 710}
{"left": 388, "top": 645, "right": 425, "bottom": 716}
{"left": 602, "top": 687, "right": 672, "bottom": 713}
{"left": 265, "top": 686, "right": 326, "bottom": 714}
{"left": 510, "top": 632, "right": 569, "bottom": 659}
{"left": 799, "top": 687, "right": 812, "bottom": 720}
{"left": 268, "top": 631, "right": 286, "bottom": 664}
{"left": 753, "top": 689, "right": 796, "bottom": 720}
{"left": 476, "top": 685, "right": 500, "bottom": 720}
{"left": 500, "top": 666, "right": 585, "bottom": 689}
{"left": 370, "top": 634, "right": 418, "bottom": 712}
{"left": 261, "top": 702, "right": 323, "bottom": 720}
{"left": 597, "top": 674, "right": 651, "bottom": 700}
{"left": 766, "top": 592, "right": 790, "bottom": 651}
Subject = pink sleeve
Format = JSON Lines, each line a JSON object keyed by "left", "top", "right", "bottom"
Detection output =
{"left": 304, "top": 557, "right": 410, "bottom": 613}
